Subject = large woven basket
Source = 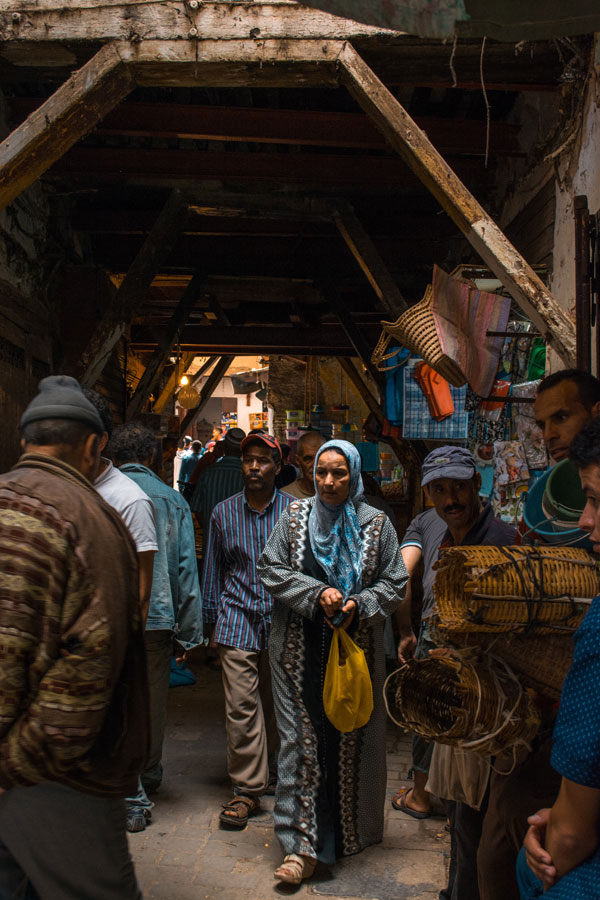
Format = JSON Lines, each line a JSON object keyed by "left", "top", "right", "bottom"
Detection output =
{"left": 428, "top": 620, "right": 573, "bottom": 701}
{"left": 388, "top": 654, "right": 540, "bottom": 757}
{"left": 380, "top": 285, "right": 466, "bottom": 387}
{"left": 433, "top": 545, "right": 599, "bottom": 634}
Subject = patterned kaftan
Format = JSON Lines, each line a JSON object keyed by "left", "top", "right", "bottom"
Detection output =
{"left": 257, "top": 497, "right": 408, "bottom": 864}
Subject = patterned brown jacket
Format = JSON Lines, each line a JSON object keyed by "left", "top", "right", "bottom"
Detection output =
{"left": 0, "top": 453, "right": 149, "bottom": 796}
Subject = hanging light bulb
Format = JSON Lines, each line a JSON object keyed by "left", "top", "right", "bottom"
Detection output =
{"left": 179, "top": 374, "right": 189, "bottom": 386}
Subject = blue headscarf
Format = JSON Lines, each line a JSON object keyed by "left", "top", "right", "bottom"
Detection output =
{"left": 308, "top": 440, "right": 364, "bottom": 598}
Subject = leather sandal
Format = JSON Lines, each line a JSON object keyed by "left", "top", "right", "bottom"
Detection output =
{"left": 274, "top": 854, "right": 317, "bottom": 885}
{"left": 219, "top": 795, "right": 261, "bottom": 829}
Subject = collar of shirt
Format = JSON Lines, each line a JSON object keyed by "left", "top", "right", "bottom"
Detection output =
{"left": 243, "top": 488, "right": 279, "bottom": 516}
{"left": 439, "top": 502, "right": 494, "bottom": 549}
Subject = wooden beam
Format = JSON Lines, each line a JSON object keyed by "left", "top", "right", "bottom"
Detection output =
{"left": 190, "top": 356, "right": 217, "bottom": 389}
{"left": 130, "top": 324, "right": 381, "bottom": 355}
{"left": 50, "top": 146, "right": 490, "bottom": 190}
{"left": 179, "top": 356, "right": 234, "bottom": 436}
{"left": 125, "top": 271, "right": 206, "bottom": 420}
{"left": 9, "top": 99, "right": 524, "bottom": 158}
{"left": 153, "top": 352, "right": 195, "bottom": 415}
{"left": 0, "top": 42, "right": 133, "bottom": 212}
{"left": 0, "top": 6, "right": 395, "bottom": 44}
{"left": 333, "top": 204, "right": 406, "bottom": 316}
{"left": 79, "top": 190, "right": 187, "bottom": 388}
{"left": 338, "top": 43, "right": 576, "bottom": 367}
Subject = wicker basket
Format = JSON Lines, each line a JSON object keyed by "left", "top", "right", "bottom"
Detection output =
{"left": 433, "top": 545, "right": 599, "bottom": 634}
{"left": 388, "top": 654, "right": 540, "bottom": 757}
{"left": 428, "top": 620, "right": 573, "bottom": 701}
{"left": 381, "top": 285, "right": 466, "bottom": 388}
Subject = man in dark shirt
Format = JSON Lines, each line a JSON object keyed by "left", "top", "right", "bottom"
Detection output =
{"left": 190, "top": 427, "right": 245, "bottom": 538}
{"left": 393, "top": 446, "right": 516, "bottom": 900}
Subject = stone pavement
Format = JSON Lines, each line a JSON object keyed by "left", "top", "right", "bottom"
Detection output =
{"left": 129, "top": 650, "right": 449, "bottom": 900}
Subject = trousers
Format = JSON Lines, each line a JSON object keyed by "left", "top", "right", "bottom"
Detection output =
{"left": 477, "top": 739, "right": 561, "bottom": 900}
{"left": 0, "top": 782, "right": 141, "bottom": 900}
{"left": 219, "top": 645, "right": 279, "bottom": 796}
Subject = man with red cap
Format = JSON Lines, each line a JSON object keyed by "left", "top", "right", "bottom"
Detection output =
{"left": 201, "top": 433, "right": 292, "bottom": 828}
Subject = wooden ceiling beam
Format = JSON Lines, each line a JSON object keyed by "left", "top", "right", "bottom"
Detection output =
{"left": 130, "top": 324, "right": 380, "bottom": 355}
{"left": 178, "top": 355, "right": 235, "bottom": 437}
{"left": 8, "top": 99, "right": 524, "bottom": 158}
{"left": 49, "top": 146, "right": 490, "bottom": 188}
{"left": 125, "top": 270, "right": 206, "bottom": 421}
{"left": 0, "top": 42, "right": 133, "bottom": 212}
{"left": 78, "top": 190, "right": 187, "bottom": 387}
{"left": 338, "top": 42, "right": 576, "bottom": 366}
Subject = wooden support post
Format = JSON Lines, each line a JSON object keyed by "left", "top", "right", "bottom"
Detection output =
{"left": 338, "top": 43, "right": 576, "bottom": 366}
{"left": 0, "top": 43, "right": 133, "bottom": 212}
{"left": 334, "top": 204, "right": 406, "bottom": 316}
{"left": 191, "top": 356, "right": 218, "bottom": 388}
{"left": 179, "top": 355, "right": 234, "bottom": 436}
{"left": 153, "top": 352, "right": 195, "bottom": 415}
{"left": 574, "top": 195, "right": 592, "bottom": 374}
{"left": 79, "top": 190, "right": 187, "bottom": 388}
{"left": 126, "top": 271, "right": 206, "bottom": 420}
{"left": 324, "top": 288, "right": 383, "bottom": 385}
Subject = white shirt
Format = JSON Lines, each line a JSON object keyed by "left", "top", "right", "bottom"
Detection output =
{"left": 94, "top": 459, "right": 158, "bottom": 553}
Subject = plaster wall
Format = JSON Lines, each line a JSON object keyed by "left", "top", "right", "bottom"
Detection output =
{"left": 549, "top": 57, "right": 600, "bottom": 372}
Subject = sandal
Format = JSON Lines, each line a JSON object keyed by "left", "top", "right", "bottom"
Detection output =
{"left": 274, "top": 854, "right": 317, "bottom": 885}
{"left": 219, "top": 795, "right": 261, "bottom": 829}
{"left": 391, "top": 788, "right": 431, "bottom": 819}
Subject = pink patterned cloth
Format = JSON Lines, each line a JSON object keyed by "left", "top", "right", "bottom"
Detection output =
{"left": 431, "top": 265, "right": 511, "bottom": 397}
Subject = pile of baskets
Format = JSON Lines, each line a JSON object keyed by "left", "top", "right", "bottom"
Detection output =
{"left": 433, "top": 545, "right": 598, "bottom": 634}
{"left": 389, "top": 653, "right": 540, "bottom": 757}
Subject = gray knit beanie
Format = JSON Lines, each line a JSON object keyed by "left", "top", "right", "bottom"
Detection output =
{"left": 21, "top": 375, "right": 104, "bottom": 434}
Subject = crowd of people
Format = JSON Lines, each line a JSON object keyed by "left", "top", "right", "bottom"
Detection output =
{"left": 0, "top": 368, "right": 598, "bottom": 898}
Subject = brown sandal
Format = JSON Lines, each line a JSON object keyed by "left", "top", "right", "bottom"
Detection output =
{"left": 219, "top": 795, "right": 261, "bottom": 829}
{"left": 274, "top": 854, "right": 317, "bottom": 884}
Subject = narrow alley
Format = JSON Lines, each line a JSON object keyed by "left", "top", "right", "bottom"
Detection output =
{"left": 129, "top": 649, "right": 449, "bottom": 900}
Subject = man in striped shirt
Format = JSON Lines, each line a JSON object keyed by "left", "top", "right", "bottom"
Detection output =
{"left": 201, "top": 433, "right": 291, "bottom": 828}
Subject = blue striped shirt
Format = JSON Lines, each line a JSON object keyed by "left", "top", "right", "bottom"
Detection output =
{"left": 201, "top": 488, "right": 292, "bottom": 650}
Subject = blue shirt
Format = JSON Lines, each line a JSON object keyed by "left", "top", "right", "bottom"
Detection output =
{"left": 539, "top": 594, "right": 600, "bottom": 898}
{"left": 201, "top": 488, "right": 291, "bottom": 651}
{"left": 178, "top": 451, "right": 202, "bottom": 485}
{"left": 120, "top": 464, "right": 203, "bottom": 648}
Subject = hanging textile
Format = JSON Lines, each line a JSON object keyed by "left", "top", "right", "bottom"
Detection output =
{"left": 511, "top": 381, "right": 548, "bottom": 470}
{"left": 430, "top": 265, "right": 512, "bottom": 398}
{"left": 383, "top": 347, "right": 411, "bottom": 426}
{"left": 403, "top": 359, "right": 468, "bottom": 441}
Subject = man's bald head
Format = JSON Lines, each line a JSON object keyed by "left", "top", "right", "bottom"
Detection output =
{"left": 296, "top": 431, "right": 326, "bottom": 488}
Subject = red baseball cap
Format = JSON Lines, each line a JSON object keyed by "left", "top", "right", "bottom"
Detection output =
{"left": 241, "top": 433, "right": 282, "bottom": 459}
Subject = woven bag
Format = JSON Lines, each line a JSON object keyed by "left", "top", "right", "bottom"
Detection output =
{"left": 433, "top": 545, "right": 599, "bottom": 634}
{"left": 428, "top": 620, "right": 573, "bottom": 701}
{"left": 381, "top": 285, "right": 466, "bottom": 387}
{"left": 386, "top": 654, "right": 540, "bottom": 757}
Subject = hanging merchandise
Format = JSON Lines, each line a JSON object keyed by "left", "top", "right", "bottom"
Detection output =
{"left": 380, "top": 266, "right": 511, "bottom": 396}
{"left": 492, "top": 440, "right": 530, "bottom": 523}
{"left": 403, "top": 359, "right": 469, "bottom": 441}
{"left": 471, "top": 380, "right": 511, "bottom": 444}
{"left": 527, "top": 339, "right": 546, "bottom": 381}
{"left": 510, "top": 381, "right": 548, "bottom": 470}
{"left": 356, "top": 441, "right": 380, "bottom": 472}
{"left": 414, "top": 362, "right": 455, "bottom": 421}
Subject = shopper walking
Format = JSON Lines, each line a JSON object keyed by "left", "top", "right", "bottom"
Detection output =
{"left": 258, "top": 440, "right": 408, "bottom": 884}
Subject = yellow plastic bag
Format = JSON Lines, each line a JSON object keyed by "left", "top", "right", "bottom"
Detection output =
{"left": 323, "top": 627, "right": 374, "bottom": 733}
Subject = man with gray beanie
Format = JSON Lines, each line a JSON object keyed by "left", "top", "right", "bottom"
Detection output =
{"left": 393, "top": 445, "right": 516, "bottom": 900}
{"left": 0, "top": 376, "right": 148, "bottom": 899}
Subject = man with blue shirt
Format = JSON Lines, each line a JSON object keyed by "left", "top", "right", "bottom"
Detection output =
{"left": 201, "top": 433, "right": 290, "bottom": 829}
{"left": 519, "top": 414, "right": 600, "bottom": 899}
{"left": 110, "top": 422, "right": 204, "bottom": 833}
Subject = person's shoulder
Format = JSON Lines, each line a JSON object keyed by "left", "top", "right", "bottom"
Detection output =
{"left": 213, "top": 490, "right": 244, "bottom": 515}
{"left": 108, "top": 466, "right": 153, "bottom": 505}
{"left": 487, "top": 516, "right": 518, "bottom": 545}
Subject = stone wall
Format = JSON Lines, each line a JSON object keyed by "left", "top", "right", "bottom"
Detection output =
{"left": 0, "top": 91, "right": 53, "bottom": 471}
{"left": 268, "top": 355, "right": 371, "bottom": 443}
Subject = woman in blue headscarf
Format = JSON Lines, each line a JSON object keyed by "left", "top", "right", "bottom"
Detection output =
{"left": 258, "top": 440, "right": 408, "bottom": 884}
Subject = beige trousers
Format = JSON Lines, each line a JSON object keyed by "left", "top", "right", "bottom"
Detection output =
{"left": 219, "top": 645, "right": 279, "bottom": 797}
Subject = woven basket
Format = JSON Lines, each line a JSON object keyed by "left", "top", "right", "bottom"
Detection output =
{"left": 433, "top": 545, "right": 599, "bottom": 634}
{"left": 388, "top": 654, "right": 540, "bottom": 757}
{"left": 381, "top": 285, "right": 466, "bottom": 388}
{"left": 428, "top": 620, "right": 573, "bottom": 701}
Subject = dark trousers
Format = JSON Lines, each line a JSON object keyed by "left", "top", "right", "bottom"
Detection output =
{"left": 477, "top": 739, "right": 561, "bottom": 900}
{"left": 0, "top": 781, "right": 141, "bottom": 899}
{"left": 440, "top": 798, "right": 487, "bottom": 900}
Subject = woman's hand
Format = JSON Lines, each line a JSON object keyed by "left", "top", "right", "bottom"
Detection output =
{"left": 524, "top": 809, "right": 557, "bottom": 887}
{"left": 339, "top": 599, "right": 356, "bottom": 630}
{"left": 320, "top": 587, "right": 344, "bottom": 617}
